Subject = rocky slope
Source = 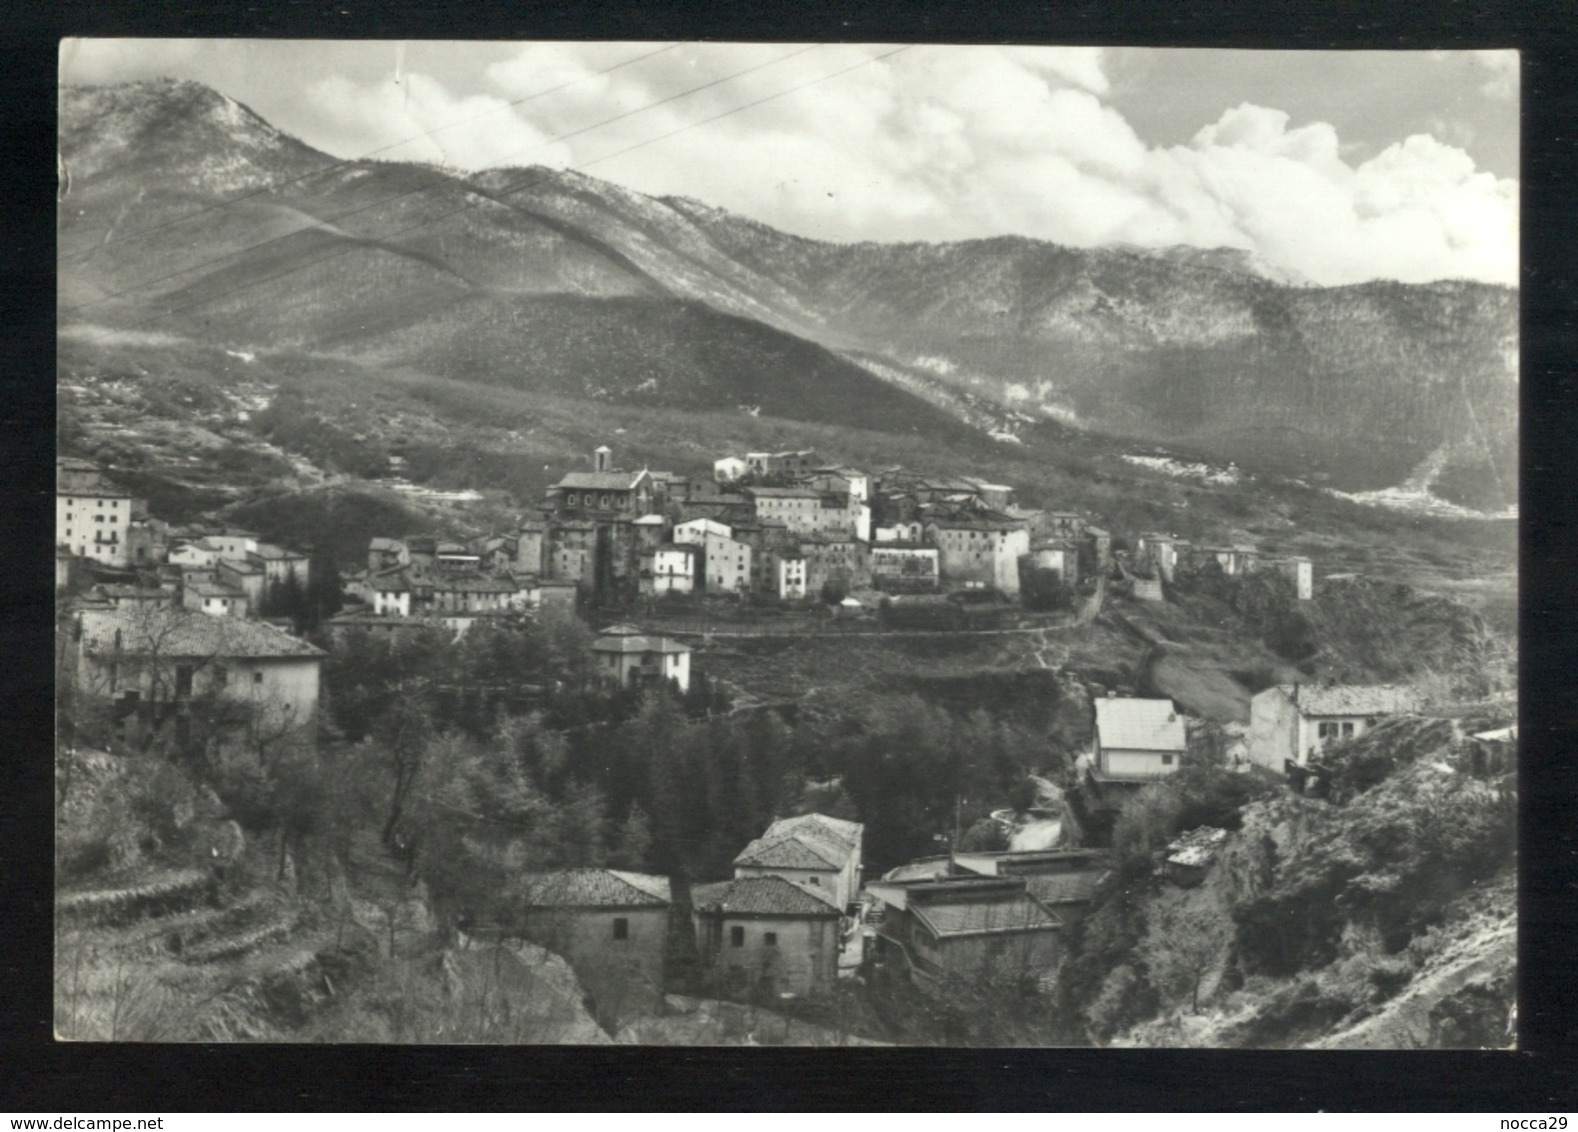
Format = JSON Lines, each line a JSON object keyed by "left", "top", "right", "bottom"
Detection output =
{"left": 59, "top": 80, "right": 1517, "bottom": 502}
{"left": 1059, "top": 713, "right": 1516, "bottom": 1049}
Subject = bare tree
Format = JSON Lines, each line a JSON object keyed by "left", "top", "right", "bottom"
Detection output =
{"left": 1143, "top": 903, "right": 1232, "bottom": 1014}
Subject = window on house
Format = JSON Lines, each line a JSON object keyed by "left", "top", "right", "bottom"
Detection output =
{"left": 1341, "top": 721, "right": 1355, "bottom": 738}
{"left": 612, "top": 917, "right": 629, "bottom": 941}
{"left": 214, "top": 666, "right": 228, "bottom": 688}
{"left": 1161, "top": 753, "right": 1174, "bottom": 765}
{"left": 253, "top": 671, "right": 264, "bottom": 685}
{"left": 764, "top": 932, "right": 778, "bottom": 947}
{"left": 175, "top": 665, "right": 194, "bottom": 697}
{"left": 730, "top": 925, "right": 745, "bottom": 948}
{"left": 1318, "top": 722, "right": 1339, "bottom": 740}
{"left": 807, "top": 876, "right": 819, "bottom": 885}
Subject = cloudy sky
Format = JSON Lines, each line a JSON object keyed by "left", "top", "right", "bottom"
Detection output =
{"left": 60, "top": 40, "right": 1519, "bottom": 286}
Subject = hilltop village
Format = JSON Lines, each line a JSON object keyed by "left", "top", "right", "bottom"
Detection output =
{"left": 54, "top": 447, "right": 1514, "bottom": 1046}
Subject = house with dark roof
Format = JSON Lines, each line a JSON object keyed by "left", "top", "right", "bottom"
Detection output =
{"left": 591, "top": 624, "right": 692, "bottom": 693}
{"left": 547, "top": 465, "right": 654, "bottom": 518}
{"left": 70, "top": 607, "right": 325, "bottom": 742}
{"left": 691, "top": 875, "right": 843, "bottom": 999}
{"left": 1248, "top": 683, "right": 1419, "bottom": 773}
{"left": 516, "top": 868, "right": 673, "bottom": 1029}
{"left": 864, "top": 875, "right": 1062, "bottom": 991}
{"left": 1092, "top": 696, "right": 1188, "bottom": 781}
{"left": 950, "top": 848, "right": 1113, "bottom": 927}
{"left": 732, "top": 813, "right": 864, "bottom": 911}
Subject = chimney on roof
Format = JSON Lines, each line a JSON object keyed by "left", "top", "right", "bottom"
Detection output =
{"left": 594, "top": 446, "right": 611, "bottom": 473}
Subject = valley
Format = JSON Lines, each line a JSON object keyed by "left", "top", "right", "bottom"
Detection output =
{"left": 53, "top": 76, "right": 1518, "bottom": 1051}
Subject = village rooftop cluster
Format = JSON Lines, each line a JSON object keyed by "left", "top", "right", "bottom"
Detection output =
{"left": 56, "top": 445, "right": 1454, "bottom": 1013}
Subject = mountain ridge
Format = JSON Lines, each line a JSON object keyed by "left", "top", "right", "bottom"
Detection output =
{"left": 58, "top": 80, "right": 1517, "bottom": 503}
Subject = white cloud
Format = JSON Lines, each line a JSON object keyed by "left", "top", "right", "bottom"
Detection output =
{"left": 300, "top": 71, "right": 569, "bottom": 169}
{"left": 115, "top": 41, "right": 1513, "bottom": 286}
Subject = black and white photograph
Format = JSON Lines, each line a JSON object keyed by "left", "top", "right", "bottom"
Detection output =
{"left": 54, "top": 39, "right": 1518, "bottom": 1049}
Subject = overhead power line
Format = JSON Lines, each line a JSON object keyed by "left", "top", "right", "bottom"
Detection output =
{"left": 60, "top": 42, "right": 826, "bottom": 321}
{"left": 59, "top": 41, "right": 688, "bottom": 265}
{"left": 66, "top": 44, "right": 911, "bottom": 346}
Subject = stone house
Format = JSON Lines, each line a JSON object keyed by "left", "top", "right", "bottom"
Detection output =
{"left": 216, "top": 559, "right": 267, "bottom": 613}
{"left": 247, "top": 543, "right": 312, "bottom": 590}
{"left": 731, "top": 813, "right": 864, "bottom": 911}
{"left": 516, "top": 868, "right": 673, "bottom": 1030}
{"left": 70, "top": 607, "right": 324, "bottom": 742}
{"left": 1029, "top": 538, "right": 1081, "bottom": 586}
{"left": 808, "top": 464, "right": 869, "bottom": 504}
{"left": 691, "top": 875, "right": 843, "bottom": 1000}
{"left": 1247, "top": 683, "right": 1418, "bottom": 773}
{"left": 1092, "top": 696, "right": 1187, "bottom": 781}
{"left": 515, "top": 518, "right": 548, "bottom": 577}
{"left": 800, "top": 535, "right": 872, "bottom": 596}
{"left": 926, "top": 517, "right": 1029, "bottom": 596}
{"left": 367, "top": 537, "right": 408, "bottom": 574}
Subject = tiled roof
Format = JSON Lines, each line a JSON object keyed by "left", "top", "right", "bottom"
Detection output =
{"left": 248, "top": 543, "right": 306, "bottom": 560}
{"left": 518, "top": 868, "right": 671, "bottom": 909}
{"left": 747, "top": 486, "right": 822, "bottom": 499}
{"left": 634, "top": 514, "right": 667, "bottom": 526}
{"left": 96, "top": 585, "right": 167, "bottom": 599}
{"left": 555, "top": 471, "right": 647, "bottom": 491}
{"left": 734, "top": 833, "right": 842, "bottom": 871}
{"left": 77, "top": 609, "right": 324, "bottom": 659}
{"left": 736, "top": 814, "right": 862, "bottom": 871}
{"left": 1015, "top": 873, "right": 1102, "bottom": 908}
{"left": 691, "top": 875, "right": 841, "bottom": 917}
{"left": 186, "top": 582, "right": 246, "bottom": 598}
{"left": 591, "top": 633, "right": 691, "bottom": 655}
{"left": 1095, "top": 697, "right": 1187, "bottom": 752}
{"left": 911, "top": 892, "right": 1060, "bottom": 939}
{"left": 1278, "top": 684, "right": 1418, "bottom": 717}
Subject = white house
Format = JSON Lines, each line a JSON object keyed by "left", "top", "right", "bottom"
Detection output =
{"left": 674, "top": 517, "right": 732, "bottom": 546}
{"left": 1092, "top": 696, "right": 1187, "bottom": 781}
{"left": 371, "top": 571, "right": 412, "bottom": 617}
{"left": 591, "top": 624, "right": 692, "bottom": 694}
{"left": 646, "top": 543, "right": 698, "bottom": 595}
{"left": 1247, "top": 683, "right": 1418, "bottom": 773}
{"left": 57, "top": 475, "right": 135, "bottom": 567}
{"left": 775, "top": 553, "right": 807, "bottom": 600}
{"left": 714, "top": 456, "right": 747, "bottom": 483}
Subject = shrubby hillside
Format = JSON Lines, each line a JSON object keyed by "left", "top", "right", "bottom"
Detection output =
{"left": 1056, "top": 713, "right": 1516, "bottom": 1048}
